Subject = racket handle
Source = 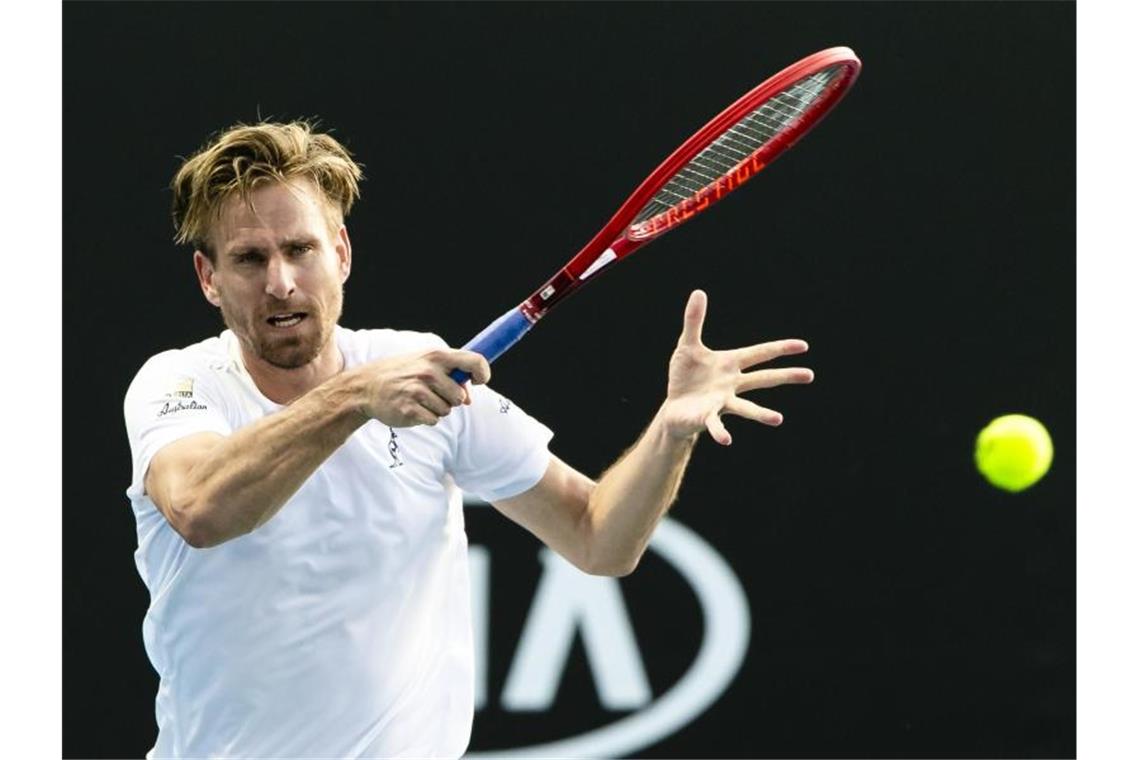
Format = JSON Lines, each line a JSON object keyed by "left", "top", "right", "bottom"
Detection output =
{"left": 449, "top": 307, "right": 534, "bottom": 384}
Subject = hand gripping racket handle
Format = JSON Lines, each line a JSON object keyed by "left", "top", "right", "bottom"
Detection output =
{"left": 449, "top": 307, "right": 534, "bottom": 384}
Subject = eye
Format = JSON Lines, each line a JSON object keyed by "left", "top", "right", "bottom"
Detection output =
{"left": 291, "top": 244, "right": 314, "bottom": 256}
{"left": 236, "top": 252, "right": 263, "bottom": 265}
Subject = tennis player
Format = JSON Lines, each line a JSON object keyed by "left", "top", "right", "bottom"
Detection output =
{"left": 123, "top": 120, "right": 813, "bottom": 758}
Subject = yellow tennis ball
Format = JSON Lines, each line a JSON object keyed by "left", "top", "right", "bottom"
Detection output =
{"left": 975, "top": 414, "right": 1054, "bottom": 492}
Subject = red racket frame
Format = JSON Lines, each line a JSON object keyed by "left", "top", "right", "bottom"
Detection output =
{"left": 518, "top": 46, "right": 861, "bottom": 323}
{"left": 449, "top": 47, "right": 861, "bottom": 384}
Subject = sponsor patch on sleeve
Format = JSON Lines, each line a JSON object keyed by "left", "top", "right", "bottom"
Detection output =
{"left": 168, "top": 377, "right": 195, "bottom": 398}
{"left": 156, "top": 377, "right": 209, "bottom": 417}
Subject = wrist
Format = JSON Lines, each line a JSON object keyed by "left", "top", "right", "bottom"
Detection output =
{"left": 653, "top": 401, "right": 701, "bottom": 447}
{"left": 317, "top": 367, "right": 370, "bottom": 428}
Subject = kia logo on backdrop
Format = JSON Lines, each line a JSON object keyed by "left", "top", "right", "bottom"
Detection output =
{"left": 463, "top": 498, "right": 751, "bottom": 758}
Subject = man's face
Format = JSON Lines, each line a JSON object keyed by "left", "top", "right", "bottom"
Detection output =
{"left": 194, "top": 180, "right": 351, "bottom": 370}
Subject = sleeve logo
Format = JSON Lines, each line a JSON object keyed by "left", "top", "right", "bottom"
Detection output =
{"left": 158, "top": 399, "right": 208, "bottom": 417}
{"left": 167, "top": 378, "right": 195, "bottom": 399}
{"left": 157, "top": 377, "right": 208, "bottom": 417}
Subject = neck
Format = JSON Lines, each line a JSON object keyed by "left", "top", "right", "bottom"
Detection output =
{"left": 238, "top": 332, "right": 344, "bottom": 405}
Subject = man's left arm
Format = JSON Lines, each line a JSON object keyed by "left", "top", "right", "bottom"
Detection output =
{"left": 493, "top": 289, "right": 814, "bottom": 576}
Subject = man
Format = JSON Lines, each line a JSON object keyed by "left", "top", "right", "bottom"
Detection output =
{"left": 124, "top": 120, "right": 813, "bottom": 758}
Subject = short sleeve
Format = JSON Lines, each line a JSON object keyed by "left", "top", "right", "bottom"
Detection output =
{"left": 450, "top": 382, "right": 554, "bottom": 503}
{"left": 124, "top": 352, "right": 234, "bottom": 500}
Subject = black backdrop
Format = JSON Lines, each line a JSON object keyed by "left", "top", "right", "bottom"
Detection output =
{"left": 63, "top": 2, "right": 1074, "bottom": 757}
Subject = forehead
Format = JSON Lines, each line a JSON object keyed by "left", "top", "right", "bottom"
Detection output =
{"left": 212, "top": 179, "right": 332, "bottom": 251}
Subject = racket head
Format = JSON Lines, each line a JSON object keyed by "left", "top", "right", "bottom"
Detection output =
{"left": 566, "top": 46, "right": 861, "bottom": 276}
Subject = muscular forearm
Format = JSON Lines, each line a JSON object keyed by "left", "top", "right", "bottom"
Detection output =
{"left": 155, "top": 346, "right": 491, "bottom": 548}
{"left": 175, "top": 373, "right": 366, "bottom": 547}
{"left": 582, "top": 404, "right": 697, "bottom": 575}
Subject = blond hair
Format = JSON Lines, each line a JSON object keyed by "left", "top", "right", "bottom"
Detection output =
{"left": 171, "top": 120, "right": 364, "bottom": 259}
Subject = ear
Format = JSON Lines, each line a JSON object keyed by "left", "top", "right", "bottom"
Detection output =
{"left": 336, "top": 225, "right": 352, "bottom": 283}
{"left": 193, "top": 250, "right": 222, "bottom": 307}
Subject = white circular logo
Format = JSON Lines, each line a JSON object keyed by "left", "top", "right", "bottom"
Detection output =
{"left": 466, "top": 515, "right": 751, "bottom": 758}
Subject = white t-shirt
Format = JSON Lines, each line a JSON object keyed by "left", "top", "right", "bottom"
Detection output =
{"left": 123, "top": 326, "right": 553, "bottom": 759}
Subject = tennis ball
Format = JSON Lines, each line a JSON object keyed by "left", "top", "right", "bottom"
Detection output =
{"left": 974, "top": 414, "right": 1053, "bottom": 492}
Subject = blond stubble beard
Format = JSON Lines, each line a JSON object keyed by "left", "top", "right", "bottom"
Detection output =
{"left": 219, "top": 285, "right": 344, "bottom": 370}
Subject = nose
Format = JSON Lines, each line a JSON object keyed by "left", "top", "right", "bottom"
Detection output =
{"left": 265, "top": 254, "right": 297, "bottom": 300}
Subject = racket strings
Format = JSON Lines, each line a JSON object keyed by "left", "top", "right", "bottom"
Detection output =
{"left": 632, "top": 66, "right": 842, "bottom": 225}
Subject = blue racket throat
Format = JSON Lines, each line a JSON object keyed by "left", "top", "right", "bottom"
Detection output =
{"left": 449, "top": 307, "right": 535, "bottom": 384}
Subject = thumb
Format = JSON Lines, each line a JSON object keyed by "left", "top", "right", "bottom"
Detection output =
{"left": 705, "top": 411, "right": 732, "bottom": 446}
{"left": 679, "top": 289, "right": 707, "bottom": 347}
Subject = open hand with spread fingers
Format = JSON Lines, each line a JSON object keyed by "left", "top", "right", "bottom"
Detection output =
{"left": 659, "top": 289, "right": 814, "bottom": 445}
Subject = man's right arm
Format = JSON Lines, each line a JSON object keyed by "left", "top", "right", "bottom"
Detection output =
{"left": 144, "top": 348, "right": 490, "bottom": 549}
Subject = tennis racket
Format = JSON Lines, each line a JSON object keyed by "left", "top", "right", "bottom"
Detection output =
{"left": 449, "top": 46, "right": 861, "bottom": 383}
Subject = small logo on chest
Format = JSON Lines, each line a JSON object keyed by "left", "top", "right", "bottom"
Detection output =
{"left": 387, "top": 427, "right": 404, "bottom": 469}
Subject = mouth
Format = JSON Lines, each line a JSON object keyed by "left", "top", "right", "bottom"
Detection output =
{"left": 266, "top": 312, "right": 309, "bottom": 329}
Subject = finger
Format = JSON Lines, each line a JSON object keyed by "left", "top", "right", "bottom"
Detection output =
{"left": 731, "top": 339, "right": 809, "bottom": 370}
{"left": 445, "top": 350, "right": 492, "bottom": 385}
{"left": 413, "top": 408, "right": 441, "bottom": 426}
{"left": 724, "top": 396, "right": 783, "bottom": 426}
{"left": 399, "top": 399, "right": 441, "bottom": 427}
{"left": 704, "top": 411, "right": 732, "bottom": 446}
{"left": 420, "top": 371, "right": 466, "bottom": 407}
{"left": 737, "top": 367, "right": 815, "bottom": 393}
{"left": 415, "top": 387, "right": 455, "bottom": 417}
{"left": 678, "top": 289, "right": 707, "bottom": 348}
{"left": 422, "top": 357, "right": 478, "bottom": 407}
